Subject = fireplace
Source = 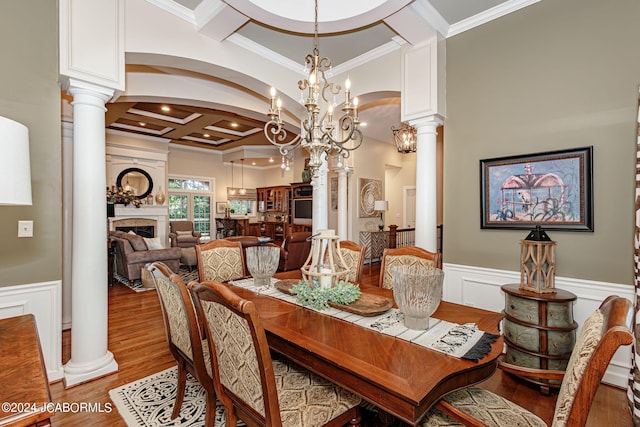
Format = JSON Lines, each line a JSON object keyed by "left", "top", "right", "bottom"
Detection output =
{"left": 108, "top": 205, "right": 169, "bottom": 246}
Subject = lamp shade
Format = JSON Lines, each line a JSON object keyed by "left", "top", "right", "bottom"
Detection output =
{"left": 374, "top": 200, "right": 388, "bottom": 211}
{"left": 0, "top": 116, "right": 32, "bottom": 205}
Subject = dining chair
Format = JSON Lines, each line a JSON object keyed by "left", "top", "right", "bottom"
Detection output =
{"left": 196, "top": 239, "right": 245, "bottom": 283}
{"left": 189, "top": 279, "right": 363, "bottom": 427}
{"left": 378, "top": 246, "right": 441, "bottom": 289}
{"left": 422, "top": 295, "right": 633, "bottom": 427}
{"left": 337, "top": 240, "right": 366, "bottom": 284}
{"left": 145, "top": 262, "right": 218, "bottom": 425}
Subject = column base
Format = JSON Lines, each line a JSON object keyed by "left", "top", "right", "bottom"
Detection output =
{"left": 63, "top": 351, "right": 118, "bottom": 388}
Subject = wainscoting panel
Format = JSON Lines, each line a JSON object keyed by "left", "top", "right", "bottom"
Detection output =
{"left": 0, "top": 280, "right": 63, "bottom": 382}
{"left": 443, "top": 263, "right": 634, "bottom": 388}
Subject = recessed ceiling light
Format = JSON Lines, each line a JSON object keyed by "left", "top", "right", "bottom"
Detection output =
{"left": 203, "top": 133, "right": 210, "bottom": 138}
{"left": 360, "top": 122, "right": 367, "bottom": 126}
{"left": 252, "top": 161, "right": 256, "bottom": 166}
{"left": 139, "top": 122, "right": 146, "bottom": 127}
{"left": 161, "top": 105, "right": 170, "bottom": 112}
{"left": 230, "top": 122, "right": 238, "bottom": 127}
{"left": 269, "top": 157, "right": 274, "bottom": 163}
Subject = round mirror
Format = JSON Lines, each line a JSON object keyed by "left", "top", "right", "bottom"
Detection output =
{"left": 116, "top": 168, "right": 153, "bottom": 199}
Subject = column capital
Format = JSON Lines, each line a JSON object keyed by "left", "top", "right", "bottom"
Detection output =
{"left": 65, "top": 78, "right": 115, "bottom": 106}
{"left": 408, "top": 114, "right": 445, "bottom": 130}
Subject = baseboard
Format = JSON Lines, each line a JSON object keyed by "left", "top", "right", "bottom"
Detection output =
{"left": 0, "top": 280, "right": 63, "bottom": 382}
{"left": 442, "top": 263, "right": 634, "bottom": 389}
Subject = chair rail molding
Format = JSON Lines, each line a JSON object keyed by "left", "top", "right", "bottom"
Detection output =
{"left": 0, "top": 280, "right": 63, "bottom": 382}
{"left": 442, "top": 262, "right": 634, "bottom": 389}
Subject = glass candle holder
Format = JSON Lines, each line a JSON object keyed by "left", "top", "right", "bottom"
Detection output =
{"left": 392, "top": 266, "right": 444, "bottom": 330}
{"left": 246, "top": 246, "right": 280, "bottom": 288}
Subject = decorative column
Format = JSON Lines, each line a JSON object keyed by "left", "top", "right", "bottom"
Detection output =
{"left": 312, "top": 155, "right": 329, "bottom": 233}
{"left": 411, "top": 118, "right": 442, "bottom": 252}
{"left": 336, "top": 167, "right": 351, "bottom": 240}
{"left": 63, "top": 79, "right": 118, "bottom": 387}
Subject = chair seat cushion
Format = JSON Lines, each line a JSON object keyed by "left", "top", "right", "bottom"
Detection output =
{"left": 421, "top": 387, "right": 546, "bottom": 427}
{"left": 273, "top": 358, "right": 361, "bottom": 427}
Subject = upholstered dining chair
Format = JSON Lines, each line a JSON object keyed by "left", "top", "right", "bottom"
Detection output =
{"left": 422, "top": 295, "right": 633, "bottom": 427}
{"left": 195, "top": 239, "right": 245, "bottom": 283}
{"left": 145, "top": 262, "right": 218, "bottom": 425}
{"left": 378, "top": 246, "right": 441, "bottom": 289}
{"left": 337, "top": 240, "right": 366, "bottom": 284}
{"left": 189, "top": 279, "right": 363, "bottom": 427}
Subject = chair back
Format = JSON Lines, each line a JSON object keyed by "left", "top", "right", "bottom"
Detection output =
{"left": 170, "top": 220, "right": 195, "bottom": 233}
{"left": 146, "top": 262, "right": 212, "bottom": 384}
{"left": 378, "top": 246, "right": 441, "bottom": 289}
{"left": 190, "top": 280, "right": 282, "bottom": 426}
{"left": 196, "top": 239, "right": 245, "bottom": 283}
{"left": 279, "top": 232, "right": 312, "bottom": 271}
{"left": 551, "top": 295, "right": 632, "bottom": 427}
{"left": 338, "top": 240, "right": 366, "bottom": 283}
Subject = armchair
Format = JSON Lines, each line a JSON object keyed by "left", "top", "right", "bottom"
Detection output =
{"left": 278, "top": 231, "right": 312, "bottom": 272}
{"left": 169, "top": 221, "right": 201, "bottom": 248}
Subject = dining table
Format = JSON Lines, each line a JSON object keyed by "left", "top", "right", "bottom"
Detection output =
{"left": 227, "top": 279, "right": 504, "bottom": 426}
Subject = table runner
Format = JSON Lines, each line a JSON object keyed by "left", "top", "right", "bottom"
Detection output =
{"left": 229, "top": 278, "right": 499, "bottom": 362}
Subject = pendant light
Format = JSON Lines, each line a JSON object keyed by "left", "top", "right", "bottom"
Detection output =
{"left": 239, "top": 158, "right": 247, "bottom": 195}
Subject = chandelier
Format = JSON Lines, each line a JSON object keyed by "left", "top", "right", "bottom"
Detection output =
{"left": 391, "top": 123, "right": 417, "bottom": 153}
{"left": 264, "top": 0, "right": 363, "bottom": 178}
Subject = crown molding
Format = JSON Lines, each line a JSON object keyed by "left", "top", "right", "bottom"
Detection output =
{"left": 144, "top": 0, "right": 197, "bottom": 25}
{"left": 448, "top": 0, "right": 541, "bottom": 37}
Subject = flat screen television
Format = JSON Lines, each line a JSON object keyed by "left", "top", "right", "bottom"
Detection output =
{"left": 292, "top": 198, "right": 312, "bottom": 225}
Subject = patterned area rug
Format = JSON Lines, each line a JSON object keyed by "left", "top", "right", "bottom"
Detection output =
{"left": 109, "top": 367, "right": 225, "bottom": 426}
{"left": 114, "top": 266, "right": 199, "bottom": 292}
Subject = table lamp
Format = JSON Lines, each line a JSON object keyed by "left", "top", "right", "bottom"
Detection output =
{"left": 0, "top": 116, "right": 32, "bottom": 205}
{"left": 374, "top": 200, "right": 388, "bottom": 231}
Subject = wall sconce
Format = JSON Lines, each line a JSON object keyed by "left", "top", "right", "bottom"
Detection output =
{"left": 374, "top": 200, "right": 389, "bottom": 231}
{"left": 0, "top": 116, "right": 32, "bottom": 205}
{"left": 520, "top": 226, "right": 556, "bottom": 293}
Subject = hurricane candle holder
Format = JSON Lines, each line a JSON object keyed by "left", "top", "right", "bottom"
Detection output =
{"left": 392, "top": 266, "right": 444, "bottom": 330}
{"left": 246, "top": 246, "right": 280, "bottom": 288}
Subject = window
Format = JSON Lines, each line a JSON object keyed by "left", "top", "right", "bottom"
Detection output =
{"left": 168, "top": 177, "right": 214, "bottom": 237}
{"left": 228, "top": 200, "right": 254, "bottom": 216}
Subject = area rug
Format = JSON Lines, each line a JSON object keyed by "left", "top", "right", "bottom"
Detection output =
{"left": 109, "top": 367, "right": 226, "bottom": 426}
{"left": 115, "top": 266, "right": 199, "bottom": 293}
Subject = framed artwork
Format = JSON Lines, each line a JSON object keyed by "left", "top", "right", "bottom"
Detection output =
{"left": 359, "top": 178, "right": 382, "bottom": 218}
{"left": 216, "top": 201, "right": 227, "bottom": 214}
{"left": 480, "top": 146, "right": 593, "bottom": 230}
{"left": 330, "top": 177, "right": 338, "bottom": 211}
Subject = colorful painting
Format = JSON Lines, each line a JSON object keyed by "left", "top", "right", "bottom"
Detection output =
{"left": 480, "top": 147, "right": 593, "bottom": 230}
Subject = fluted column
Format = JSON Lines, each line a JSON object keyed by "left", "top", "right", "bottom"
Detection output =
{"left": 336, "top": 167, "right": 351, "bottom": 240}
{"left": 311, "top": 155, "right": 329, "bottom": 233}
{"left": 412, "top": 117, "right": 442, "bottom": 252}
{"left": 63, "top": 79, "right": 118, "bottom": 387}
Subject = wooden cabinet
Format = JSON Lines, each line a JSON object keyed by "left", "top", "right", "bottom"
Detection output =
{"left": 257, "top": 186, "right": 289, "bottom": 212}
{"left": 501, "top": 284, "right": 577, "bottom": 394}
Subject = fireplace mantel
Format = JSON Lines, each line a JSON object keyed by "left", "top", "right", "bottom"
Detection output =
{"left": 109, "top": 205, "right": 169, "bottom": 246}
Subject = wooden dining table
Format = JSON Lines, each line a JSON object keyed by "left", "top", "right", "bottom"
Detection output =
{"left": 228, "top": 282, "right": 504, "bottom": 426}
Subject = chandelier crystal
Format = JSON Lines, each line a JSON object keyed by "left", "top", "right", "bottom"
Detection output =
{"left": 264, "top": 0, "right": 363, "bottom": 177}
{"left": 391, "top": 123, "right": 417, "bottom": 153}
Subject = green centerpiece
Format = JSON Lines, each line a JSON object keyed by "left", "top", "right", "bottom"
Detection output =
{"left": 290, "top": 280, "right": 361, "bottom": 310}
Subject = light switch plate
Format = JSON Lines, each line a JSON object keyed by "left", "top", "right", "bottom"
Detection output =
{"left": 18, "top": 220, "right": 33, "bottom": 238}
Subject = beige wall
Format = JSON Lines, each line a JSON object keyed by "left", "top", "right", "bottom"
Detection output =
{"left": 444, "top": 0, "right": 640, "bottom": 284}
{"left": 0, "top": 0, "right": 61, "bottom": 287}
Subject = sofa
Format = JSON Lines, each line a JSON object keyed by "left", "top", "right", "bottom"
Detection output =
{"left": 110, "top": 230, "right": 182, "bottom": 284}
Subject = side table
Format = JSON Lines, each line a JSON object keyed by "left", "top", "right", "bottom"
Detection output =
{"left": 501, "top": 284, "right": 578, "bottom": 395}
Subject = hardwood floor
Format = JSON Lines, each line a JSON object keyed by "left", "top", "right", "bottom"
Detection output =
{"left": 49, "top": 264, "right": 632, "bottom": 426}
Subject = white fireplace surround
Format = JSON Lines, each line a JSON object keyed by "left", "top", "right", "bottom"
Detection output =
{"left": 109, "top": 205, "right": 169, "bottom": 246}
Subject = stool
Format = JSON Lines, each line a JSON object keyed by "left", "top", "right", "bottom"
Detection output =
{"left": 180, "top": 247, "right": 197, "bottom": 271}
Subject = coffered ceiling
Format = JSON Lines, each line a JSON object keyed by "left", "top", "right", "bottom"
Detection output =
{"left": 106, "top": 0, "right": 539, "bottom": 165}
